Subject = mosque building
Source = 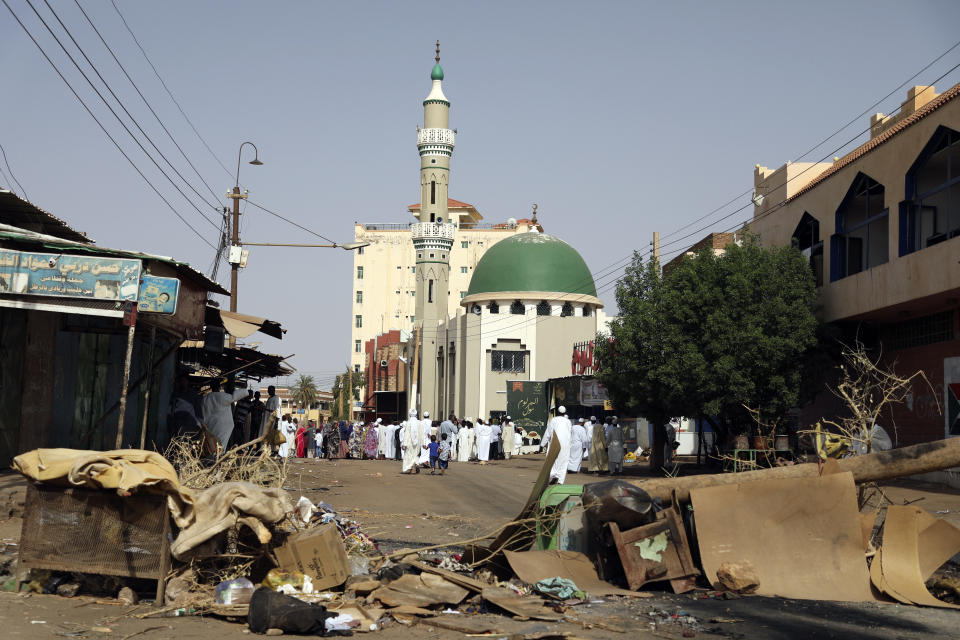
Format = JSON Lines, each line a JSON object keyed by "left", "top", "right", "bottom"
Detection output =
{"left": 396, "top": 46, "right": 609, "bottom": 421}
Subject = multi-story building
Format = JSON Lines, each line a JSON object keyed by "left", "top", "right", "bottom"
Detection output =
{"left": 748, "top": 83, "right": 960, "bottom": 445}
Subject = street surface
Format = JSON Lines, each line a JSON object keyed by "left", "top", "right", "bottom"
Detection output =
{"left": 2, "top": 455, "right": 960, "bottom": 638}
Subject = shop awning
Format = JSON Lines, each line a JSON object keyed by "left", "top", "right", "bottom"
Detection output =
{"left": 205, "top": 306, "right": 285, "bottom": 340}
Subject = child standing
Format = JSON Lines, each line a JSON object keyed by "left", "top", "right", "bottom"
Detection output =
{"left": 428, "top": 435, "right": 440, "bottom": 474}
{"left": 437, "top": 433, "right": 451, "bottom": 476}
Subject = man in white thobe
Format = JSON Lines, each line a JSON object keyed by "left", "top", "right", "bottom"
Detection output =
{"left": 456, "top": 424, "right": 472, "bottom": 462}
{"left": 475, "top": 419, "right": 492, "bottom": 464}
{"left": 401, "top": 409, "right": 424, "bottom": 474}
{"left": 201, "top": 380, "right": 248, "bottom": 452}
{"left": 417, "top": 411, "right": 433, "bottom": 466}
{"left": 583, "top": 416, "right": 596, "bottom": 460}
{"left": 568, "top": 418, "right": 588, "bottom": 474}
{"left": 541, "top": 406, "right": 572, "bottom": 484}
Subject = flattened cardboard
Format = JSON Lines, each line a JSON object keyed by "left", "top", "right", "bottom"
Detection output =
{"left": 878, "top": 506, "right": 960, "bottom": 609}
{"left": 690, "top": 471, "right": 877, "bottom": 602}
{"left": 504, "top": 549, "right": 646, "bottom": 597}
{"left": 482, "top": 587, "right": 563, "bottom": 621}
{"left": 371, "top": 573, "right": 468, "bottom": 608}
{"left": 273, "top": 523, "right": 349, "bottom": 590}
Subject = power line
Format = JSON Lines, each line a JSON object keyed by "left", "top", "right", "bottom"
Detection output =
{"left": 0, "top": 140, "right": 29, "bottom": 199}
{"left": 73, "top": 0, "right": 223, "bottom": 204}
{"left": 109, "top": 0, "right": 233, "bottom": 180}
{"left": 1, "top": 0, "right": 216, "bottom": 250}
{"left": 245, "top": 199, "right": 337, "bottom": 244}
{"left": 34, "top": 0, "right": 220, "bottom": 229}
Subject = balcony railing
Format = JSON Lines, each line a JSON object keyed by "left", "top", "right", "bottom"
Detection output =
{"left": 411, "top": 221, "right": 455, "bottom": 240}
{"left": 417, "top": 128, "right": 455, "bottom": 146}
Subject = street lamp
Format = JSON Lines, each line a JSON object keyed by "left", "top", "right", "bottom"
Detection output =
{"left": 227, "top": 142, "right": 263, "bottom": 347}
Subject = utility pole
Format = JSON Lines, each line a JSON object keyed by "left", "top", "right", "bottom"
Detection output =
{"left": 652, "top": 231, "right": 660, "bottom": 266}
{"left": 227, "top": 142, "right": 263, "bottom": 348}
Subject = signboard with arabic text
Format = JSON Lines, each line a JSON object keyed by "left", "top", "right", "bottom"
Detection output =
{"left": 506, "top": 380, "right": 548, "bottom": 434}
{"left": 0, "top": 249, "right": 141, "bottom": 302}
{"left": 138, "top": 275, "right": 180, "bottom": 314}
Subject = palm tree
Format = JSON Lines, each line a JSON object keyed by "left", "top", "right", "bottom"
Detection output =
{"left": 330, "top": 367, "right": 366, "bottom": 421}
{"left": 290, "top": 374, "right": 318, "bottom": 422}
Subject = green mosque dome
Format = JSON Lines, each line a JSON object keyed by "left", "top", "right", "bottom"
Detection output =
{"left": 465, "top": 232, "right": 599, "bottom": 300}
{"left": 431, "top": 63, "right": 444, "bottom": 81}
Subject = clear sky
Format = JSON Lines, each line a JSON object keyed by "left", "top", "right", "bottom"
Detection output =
{"left": 2, "top": 1, "right": 959, "bottom": 391}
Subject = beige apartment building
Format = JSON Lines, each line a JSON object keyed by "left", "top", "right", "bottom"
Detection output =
{"left": 349, "top": 202, "right": 541, "bottom": 372}
{"left": 747, "top": 83, "right": 960, "bottom": 445}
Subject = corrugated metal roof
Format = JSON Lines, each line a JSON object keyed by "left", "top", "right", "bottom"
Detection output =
{"left": 0, "top": 223, "right": 228, "bottom": 295}
{"left": 0, "top": 189, "right": 92, "bottom": 243}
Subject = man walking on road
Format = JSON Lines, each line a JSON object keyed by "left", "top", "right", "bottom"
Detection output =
{"left": 542, "top": 406, "right": 572, "bottom": 484}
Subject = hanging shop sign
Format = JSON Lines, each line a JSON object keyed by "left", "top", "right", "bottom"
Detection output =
{"left": 0, "top": 249, "right": 140, "bottom": 302}
{"left": 138, "top": 275, "right": 180, "bottom": 314}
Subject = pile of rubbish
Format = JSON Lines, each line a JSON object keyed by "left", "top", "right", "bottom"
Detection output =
{"left": 7, "top": 435, "right": 960, "bottom": 636}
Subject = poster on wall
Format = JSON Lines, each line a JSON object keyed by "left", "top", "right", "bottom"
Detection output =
{"left": 0, "top": 249, "right": 140, "bottom": 301}
{"left": 138, "top": 275, "right": 180, "bottom": 314}
{"left": 580, "top": 377, "right": 609, "bottom": 405}
{"left": 946, "top": 357, "right": 960, "bottom": 438}
{"left": 506, "top": 380, "right": 548, "bottom": 434}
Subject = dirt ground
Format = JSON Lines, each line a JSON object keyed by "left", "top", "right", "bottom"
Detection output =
{"left": 3, "top": 455, "right": 960, "bottom": 639}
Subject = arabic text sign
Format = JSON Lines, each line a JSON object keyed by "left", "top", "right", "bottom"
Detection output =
{"left": 138, "top": 275, "right": 180, "bottom": 314}
{"left": 506, "top": 380, "right": 548, "bottom": 432}
{"left": 0, "top": 249, "right": 141, "bottom": 301}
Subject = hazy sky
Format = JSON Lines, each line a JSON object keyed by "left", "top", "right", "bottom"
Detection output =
{"left": 2, "top": 1, "right": 959, "bottom": 390}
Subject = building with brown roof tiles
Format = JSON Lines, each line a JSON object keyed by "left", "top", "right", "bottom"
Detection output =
{"left": 747, "top": 83, "right": 960, "bottom": 446}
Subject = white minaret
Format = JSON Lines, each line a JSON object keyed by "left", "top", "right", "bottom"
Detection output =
{"left": 412, "top": 41, "right": 455, "bottom": 416}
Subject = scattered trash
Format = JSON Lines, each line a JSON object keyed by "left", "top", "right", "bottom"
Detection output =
{"left": 216, "top": 577, "right": 256, "bottom": 605}
{"left": 533, "top": 577, "right": 585, "bottom": 600}
{"left": 247, "top": 588, "right": 335, "bottom": 635}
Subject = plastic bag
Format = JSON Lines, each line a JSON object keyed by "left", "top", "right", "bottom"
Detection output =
{"left": 261, "top": 569, "right": 305, "bottom": 591}
{"left": 247, "top": 587, "right": 334, "bottom": 635}
{"left": 581, "top": 479, "right": 656, "bottom": 534}
{"left": 216, "top": 577, "right": 255, "bottom": 604}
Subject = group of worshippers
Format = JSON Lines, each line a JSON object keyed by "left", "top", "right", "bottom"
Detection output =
{"left": 540, "top": 406, "right": 627, "bottom": 485}
{"left": 170, "top": 376, "right": 283, "bottom": 455}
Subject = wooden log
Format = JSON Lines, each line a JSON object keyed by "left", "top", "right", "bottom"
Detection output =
{"left": 629, "top": 437, "right": 960, "bottom": 503}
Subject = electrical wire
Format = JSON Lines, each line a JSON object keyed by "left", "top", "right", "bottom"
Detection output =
{"left": 73, "top": 0, "right": 223, "bottom": 204}
{"left": 245, "top": 199, "right": 338, "bottom": 244}
{"left": 1, "top": 0, "right": 216, "bottom": 250}
{"left": 109, "top": 0, "right": 233, "bottom": 180}
{"left": 33, "top": 0, "right": 220, "bottom": 229}
{"left": 0, "top": 140, "right": 29, "bottom": 199}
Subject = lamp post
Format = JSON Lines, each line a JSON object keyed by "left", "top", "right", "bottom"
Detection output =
{"left": 227, "top": 142, "right": 263, "bottom": 347}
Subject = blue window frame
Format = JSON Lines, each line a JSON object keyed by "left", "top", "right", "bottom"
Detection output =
{"left": 792, "top": 212, "right": 824, "bottom": 287}
{"left": 900, "top": 126, "right": 960, "bottom": 256}
{"left": 830, "top": 173, "right": 888, "bottom": 281}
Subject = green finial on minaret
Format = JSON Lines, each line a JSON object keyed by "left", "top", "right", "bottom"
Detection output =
{"left": 431, "top": 40, "right": 444, "bottom": 81}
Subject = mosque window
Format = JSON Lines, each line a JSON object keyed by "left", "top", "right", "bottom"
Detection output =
{"left": 461, "top": 241, "right": 469, "bottom": 248}
{"left": 431, "top": 181, "right": 436, "bottom": 205}
{"left": 356, "top": 266, "right": 363, "bottom": 279}
{"left": 510, "top": 300, "right": 525, "bottom": 315}
{"left": 491, "top": 350, "right": 526, "bottom": 373}
{"left": 582, "top": 305, "right": 592, "bottom": 317}
{"left": 460, "top": 291, "right": 466, "bottom": 299}
{"left": 488, "top": 302, "right": 499, "bottom": 314}
{"left": 561, "top": 302, "right": 573, "bottom": 317}
{"left": 355, "top": 315, "right": 362, "bottom": 328}
{"left": 428, "top": 280, "right": 434, "bottom": 303}
{"left": 536, "top": 300, "right": 551, "bottom": 316}
{"left": 356, "top": 290, "right": 363, "bottom": 303}
{"left": 357, "top": 246, "right": 364, "bottom": 255}
{"left": 354, "top": 340, "right": 361, "bottom": 353}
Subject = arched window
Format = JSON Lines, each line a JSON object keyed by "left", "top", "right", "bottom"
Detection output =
{"left": 830, "top": 173, "right": 888, "bottom": 281}
{"left": 560, "top": 302, "right": 573, "bottom": 317}
{"left": 510, "top": 300, "right": 525, "bottom": 315}
{"left": 488, "top": 301, "right": 499, "bottom": 314}
{"left": 791, "top": 212, "right": 823, "bottom": 287}
{"left": 902, "top": 126, "right": 960, "bottom": 255}
{"left": 582, "top": 305, "right": 592, "bottom": 317}
{"left": 536, "top": 300, "right": 551, "bottom": 316}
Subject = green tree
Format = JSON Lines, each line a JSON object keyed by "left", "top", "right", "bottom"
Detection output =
{"left": 596, "top": 238, "right": 819, "bottom": 469}
{"left": 329, "top": 367, "right": 366, "bottom": 422}
{"left": 289, "top": 374, "right": 319, "bottom": 420}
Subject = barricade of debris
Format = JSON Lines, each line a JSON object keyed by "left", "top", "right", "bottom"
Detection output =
{"left": 6, "top": 433, "right": 960, "bottom": 636}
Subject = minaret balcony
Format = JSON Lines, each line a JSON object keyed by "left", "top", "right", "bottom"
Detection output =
{"left": 411, "top": 221, "right": 456, "bottom": 243}
{"left": 417, "top": 128, "right": 455, "bottom": 147}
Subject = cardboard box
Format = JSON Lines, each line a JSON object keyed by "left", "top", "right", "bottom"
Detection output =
{"left": 274, "top": 523, "right": 349, "bottom": 590}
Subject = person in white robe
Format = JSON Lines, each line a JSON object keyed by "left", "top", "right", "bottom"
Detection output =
{"left": 277, "top": 417, "right": 296, "bottom": 458}
{"left": 583, "top": 417, "right": 595, "bottom": 460}
{"left": 377, "top": 419, "right": 390, "bottom": 459}
{"left": 568, "top": 418, "right": 588, "bottom": 473}
{"left": 541, "top": 406, "right": 572, "bottom": 484}
{"left": 502, "top": 417, "right": 515, "bottom": 460}
{"left": 201, "top": 380, "right": 248, "bottom": 452}
{"left": 456, "top": 424, "right": 472, "bottom": 462}
{"left": 475, "top": 419, "right": 492, "bottom": 464}
{"left": 417, "top": 411, "right": 433, "bottom": 466}
{"left": 401, "top": 409, "right": 424, "bottom": 473}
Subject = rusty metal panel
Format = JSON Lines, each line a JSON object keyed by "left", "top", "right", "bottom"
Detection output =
{"left": 18, "top": 484, "right": 170, "bottom": 585}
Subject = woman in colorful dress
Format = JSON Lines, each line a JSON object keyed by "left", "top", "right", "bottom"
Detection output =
{"left": 364, "top": 419, "right": 381, "bottom": 459}
{"left": 338, "top": 421, "right": 352, "bottom": 459}
{"left": 348, "top": 422, "right": 363, "bottom": 459}
{"left": 324, "top": 420, "right": 341, "bottom": 459}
